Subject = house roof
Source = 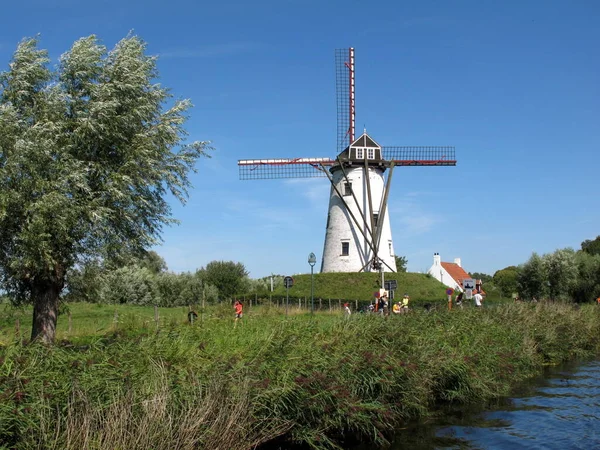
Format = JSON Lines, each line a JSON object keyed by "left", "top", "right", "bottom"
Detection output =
{"left": 441, "top": 262, "right": 485, "bottom": 294}
{"left": 441, "top": 262, "right": 471, "bottom": 286}
{"left": 336, "top": 132, "right": 383, "bottom": 161}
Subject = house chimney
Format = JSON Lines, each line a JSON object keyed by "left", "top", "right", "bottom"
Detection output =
{"left": 433, "top": 253, "right": 441, "bottom": 266}
{"left": 454, "top": 257, "right": 461, "bottom": 267}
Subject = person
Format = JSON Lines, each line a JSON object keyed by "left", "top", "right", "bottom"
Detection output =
{"left": 455, "top": 292, "right": 464, "bottom": 308}
{"left": 377, "top": 295, "right": 386, "bottom": 315}
{"left": 596, "top": 296, "right": 600, "bottom": 306}
{"left": 382, "top": 294, "right": 389, "bottom": 316}
{"left": 343, "top": 302, "right": 352, "bottom": 316}
{"left": 392, "top": 301, "right": 402, "bottom": 315}
{"left": 401, "top": 293, "right": 410, "bottom": 313}
{"left": 234, "top": 299, "right": 243, "bottom": 327}
{"left": 187, "top": 310, "right": 198, "bottom": 324}
{"left": 473, "top": 292, "right": 483, "bottom": 307}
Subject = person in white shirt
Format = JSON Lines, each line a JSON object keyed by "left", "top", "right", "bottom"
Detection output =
{"left": 343, "top": 303, "right": 351, "bottom": 316}
{"left": 473, "top": 292, "right": 483, "bottom": 307}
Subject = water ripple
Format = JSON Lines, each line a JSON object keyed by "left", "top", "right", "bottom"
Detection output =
{"left": 390, "top": 359, "right": 600, "bottom": 449}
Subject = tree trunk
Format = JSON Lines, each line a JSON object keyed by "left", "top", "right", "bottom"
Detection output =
{"left": 31, "top": 280, "right": 62, "bottom": 344}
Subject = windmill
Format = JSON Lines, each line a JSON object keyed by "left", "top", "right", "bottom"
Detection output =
{"left": 238, "top": 48, "right": 456, "bottom": 281}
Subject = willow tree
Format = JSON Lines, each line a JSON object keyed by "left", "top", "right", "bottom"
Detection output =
{"left": 0, "top": 35, "right": 210, "bottom": 343}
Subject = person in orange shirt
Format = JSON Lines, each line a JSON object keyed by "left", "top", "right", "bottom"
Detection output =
{"left": 234, "top": 300, "right": 243, "bottom": 327}
{"left": 596, "top": 296, "right": 600, "bottom": 306}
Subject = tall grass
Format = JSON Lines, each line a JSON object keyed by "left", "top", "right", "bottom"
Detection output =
{"left": 1, "top": 302, "right": 599, "bottom": 449}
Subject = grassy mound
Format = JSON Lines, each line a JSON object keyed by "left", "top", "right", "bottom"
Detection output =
{"left": 250, "top": 271, "right": 453, "bottom": 304}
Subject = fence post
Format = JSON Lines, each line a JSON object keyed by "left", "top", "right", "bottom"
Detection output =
{"left": 202, "top": 285, "right": 206, "bottom": 326}
{"left": 329, "top": 298, "right": 331, "bottom": 311}
{"left": 298, "top": 298, "right": 301, "bottom": 309}
{"left": 338, "top": 299, "right": 341, "bottom": 309}
{"left": 355, "top": 299, "right": 358, "bottom": 311}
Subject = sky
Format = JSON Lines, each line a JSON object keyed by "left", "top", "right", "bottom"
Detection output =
{"left": 1, "top": 0, "right": 599, "bottom": 279}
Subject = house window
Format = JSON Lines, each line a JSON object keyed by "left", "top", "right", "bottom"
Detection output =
{"left": 344, "top": 182, "right": 352, "bottom": 196}
{"left": 341, "top": 241, "right": 349, "bottom": 256}
{"left": 367, "top": 148, "right": 375, "bottom": 159}
{"left": 356, "top": 148, "right": 363, "bottom": 159}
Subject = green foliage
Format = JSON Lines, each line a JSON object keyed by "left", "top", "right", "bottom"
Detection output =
{"left": 471, "top": 272, "right": 493, "bottom": 284}
{"left": 138, "top": 250, "right": 168, "bottom": 274}
{"left": 153, "top": 271, "right": 219, "bottom": 307}
{"left": 492, "top": 266, "right": 519, "bottom": 298}
{"left": 516, "top": 248, "right": 600, "bottom": 303}
{"left": 0, "top": 34, "right": 210, "bottom": 341}
{"left": 543, "top": 248, "right": 577, "bottom": 301}
{"left": 198, "top": 261, "right": 249, "bottom": 301}
{"left": 100, "top": 265, "right": 156, "bottom": 305}
{"left": 394, "top": 255, "right": 407, "bottom": 272}
{"left": 581, "top": 235, "right": 600, "bottom": 256}
{"left": 570, "top": 252, "right": 600, "bottom": 303}
{"left": 517, "top": 253, "right": 547, "bottom": 300}
{"left": 64, "top": 259, "right": 105, "bottom": 303}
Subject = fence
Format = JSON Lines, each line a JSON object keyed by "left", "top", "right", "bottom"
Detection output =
{"left": 238, "top": 295, "right": 376, "bottom": 313}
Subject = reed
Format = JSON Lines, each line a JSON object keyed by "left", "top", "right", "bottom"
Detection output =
{"left": 1, "top": 302, "right": 599, "bottom": 449}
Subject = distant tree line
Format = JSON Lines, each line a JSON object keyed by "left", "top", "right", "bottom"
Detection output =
{"left": 65, "top": 251, "right": 260, "bottom": 307}
{"left": 476, "top": 236, "right": 600, "bottom": 303}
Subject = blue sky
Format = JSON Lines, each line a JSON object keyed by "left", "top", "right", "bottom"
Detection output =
{"left": 2, "top": 0, "right": 599, "bottom": 279}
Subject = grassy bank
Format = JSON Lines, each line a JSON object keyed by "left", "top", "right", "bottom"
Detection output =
{"left": 1, "top": 302, "right": 599, "bottom": 449}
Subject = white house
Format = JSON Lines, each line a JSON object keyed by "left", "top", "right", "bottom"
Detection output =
{"left": 427, "top": 253, "right": 482, "bottom": 293}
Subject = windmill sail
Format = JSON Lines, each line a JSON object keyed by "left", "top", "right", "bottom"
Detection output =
{"left": 237, "top": 47, "right": 458, "bottom": 277}
{"left": 382, "top": 146, "right": 456, "bottom": 166}
{"left": 238, "top": 158, "right": 334, "bottom": 180}
{"left": 335, "top": 48, "right": 355, "bottom": 154}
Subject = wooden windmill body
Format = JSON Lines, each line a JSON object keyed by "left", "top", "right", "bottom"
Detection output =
{"left": 238, "top": 48, "right": 456, "bottom": 280}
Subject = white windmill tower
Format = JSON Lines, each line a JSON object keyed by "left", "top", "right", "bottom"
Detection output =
{"left": 321, "top": 130, "right": 396, "bottom": 273}
{"left": 238, "top": 48, "right": 456, "bottom": 283}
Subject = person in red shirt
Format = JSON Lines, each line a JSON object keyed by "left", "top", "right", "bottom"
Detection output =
{"left": 234, "top": 300, "right": 243, "bottom": 327}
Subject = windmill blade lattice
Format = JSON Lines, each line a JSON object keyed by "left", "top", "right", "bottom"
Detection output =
{"left": 238, "top": 158, "right": 334, "bottom": 180}
{"left": 382, "top": 146, "right": 456, "bottom": 166}
{"left": 335, "top": 48, "right": 354, "bottom": 154}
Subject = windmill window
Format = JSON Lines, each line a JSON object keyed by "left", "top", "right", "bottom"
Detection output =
{"left": 341, "top": 241, "right": 349, "bottom": 256}
{"left": 389, "top": 241, "right": 393, "bottom": 257}
{"left": 344, "top": 182, "right": 352, "bottom": 196}
{"left": 373, "top": 213, "right": 379, "bottom": 227}
{"left": 367, "top": 148, "right": 375, "bottom": 159}
{"left": 355, "top": 148, "right": 363, "bottom": 159}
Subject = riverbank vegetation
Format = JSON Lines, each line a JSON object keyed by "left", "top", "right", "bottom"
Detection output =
{"left": 1, "top": 301, "right": 599, "bottom": 449}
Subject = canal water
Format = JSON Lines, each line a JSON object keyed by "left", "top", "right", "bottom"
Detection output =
{"left": 389, "top": 359, "right": 600, "bottom": 449}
